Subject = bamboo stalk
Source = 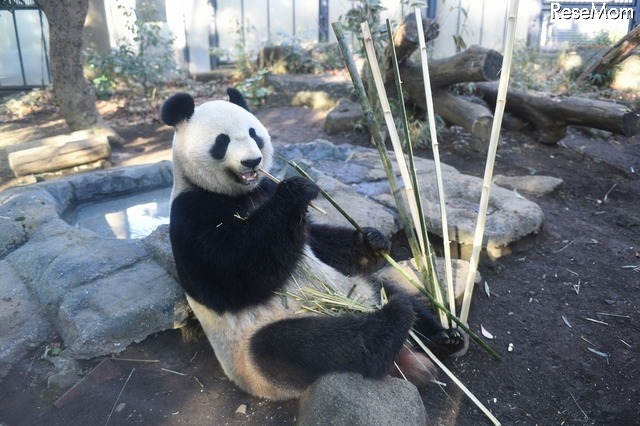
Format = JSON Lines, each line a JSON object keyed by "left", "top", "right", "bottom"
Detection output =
{"left": 331, "top": 22, "right": 426, "bottom": 275}
{"left": 412, "top": 8, "right": 457, "bottom": 325}
{"left": 459, "top": 0, "right": 520, "bottom": 325}
{"left": 382, "top": 252, "right": 501, "bottom": 362}
{"left": 361, "top": 21, "right": 430, "bottom": 277}
{"left": 384, "top": 18, "right": 447, "bottom": 328}
{"left": 279, "top": 152, "right": 500, "bottom": 360}
{"left": 409, "top": 330, "right": 501, "bottom": 425}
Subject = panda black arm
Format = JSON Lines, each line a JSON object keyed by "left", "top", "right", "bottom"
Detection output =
{"left": 308, "top": 223, "right": 390, "bottom": 276}
{"left": 170, "top": 177, "right": 318, "bottom": 313}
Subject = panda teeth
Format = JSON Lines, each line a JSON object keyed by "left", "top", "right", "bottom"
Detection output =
{"left": 240, "top": 170, "right": 258, "bottom": 184}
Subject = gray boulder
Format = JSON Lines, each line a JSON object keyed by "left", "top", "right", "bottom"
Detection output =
{"left": 297, "top": 372, "right": 426, "bottom": 426}
{"left": 493, "top": 174, "right": 563, "bottom": 196}
{"left": 324, "top": 98, "right": 363, "bottom": 135}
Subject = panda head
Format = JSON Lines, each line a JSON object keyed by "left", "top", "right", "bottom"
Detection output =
{"left": 162, "top": 88, "right": 273, "bottom": 197}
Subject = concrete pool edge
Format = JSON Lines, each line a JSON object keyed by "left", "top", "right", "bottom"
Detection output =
{"left": 0, "top": 162, "right": 188, "bottom": 377}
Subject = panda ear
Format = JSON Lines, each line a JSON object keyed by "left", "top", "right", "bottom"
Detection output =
{"left": 227, "top": 87, "right": 251, "bottom": 112}
{"left": 161, "top": 93, "right": 195, "bottom": 127}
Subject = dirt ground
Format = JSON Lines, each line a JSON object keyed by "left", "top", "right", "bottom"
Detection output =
{"left": 0, "top": 92, "right": 638, "bottom": 425}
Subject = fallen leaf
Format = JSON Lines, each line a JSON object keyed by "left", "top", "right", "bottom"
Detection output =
{"left": 587, "top": 347, "right": 609, "bottom": 358}
{"left": 481, "top": 325, "right": 494, "bottom": 339}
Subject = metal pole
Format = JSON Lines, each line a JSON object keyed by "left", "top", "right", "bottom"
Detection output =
{"left": 39, "top": 8, "right": 51, "bottom": 85}
{"left": 267, "top": 0, "right": 271, "bottom": 43}
{"left": 11, "top": 5, "right": 28, "bottom": 86}
{"left": 318, "top": 0, "right": 328, "bottom": 42}
{"left": 292, "top": 0, "right": 296, "bottom": 37}
{"left": 209, "top": 0, "right": 218, "bottom": 69}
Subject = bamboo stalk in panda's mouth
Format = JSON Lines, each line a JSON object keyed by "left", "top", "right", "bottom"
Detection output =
{"left": 258, "top": 168, "right": 328, "bottom": 215}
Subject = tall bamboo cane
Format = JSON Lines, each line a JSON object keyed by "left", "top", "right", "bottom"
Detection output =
{"left": 360, "top": 22, "right": 429, "bottom": 271}
{"left": 459, "top": 0, "right": 520, "bottom": 325}
{"left": 384, "top": 19, "right": 448, "bottom": 327}
{"left": 412, "top": 7, "right": 457, "bottom": 324}
{"left": 331, "top": 22, "right": 427, "bottom": 281}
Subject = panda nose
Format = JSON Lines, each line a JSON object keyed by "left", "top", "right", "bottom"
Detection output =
{"left": 241, "top": 157, "right": 262, "bottom": 169}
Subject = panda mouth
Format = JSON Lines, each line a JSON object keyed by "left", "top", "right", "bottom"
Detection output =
{"left": 238, "top": 170, "right": 259, "bottom": 185}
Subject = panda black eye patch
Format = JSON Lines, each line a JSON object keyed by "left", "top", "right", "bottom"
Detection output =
{"left": 210, "top": 133, "right": 230, "bottom": 160}
{"left": 249, "top": 128, "right": 264, "bottom": 149}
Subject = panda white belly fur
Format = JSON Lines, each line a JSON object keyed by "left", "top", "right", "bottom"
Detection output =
{"left": 187, "top": 246, "right": 376, "bottom": 400}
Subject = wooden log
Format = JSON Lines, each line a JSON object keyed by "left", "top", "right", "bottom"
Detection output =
{"left": 401, "top": 46, "right": 502, "bottom": 108}
{"left": 389, "top": 12, "right": 439, "bottom": 66}
{"left": 432, "top": 90, "right": 495, "bottom": 143}
{"left": 7, "top": 130, "right": 111, "bottom": 177}
{"left": 427, "top": 45, "right": 502, "bottom": 88}
{"left": 475, "top": 82, "right": 640, "bottom": 144}
{"left": 383, "top": 13, "right": 438, "bottom": 97}
{"left": 577, "top": 24, "right": 640, "bottom": 83}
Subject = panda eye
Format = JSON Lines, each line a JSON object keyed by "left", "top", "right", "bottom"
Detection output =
{"left": 249, "top": 127, "right": 264, "bottom": 149}
{"left": 210, "top": 133, "right": 230, "bottom": 160}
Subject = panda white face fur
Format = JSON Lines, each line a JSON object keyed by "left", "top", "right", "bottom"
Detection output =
{"left": 163, "top": 90, "right": 273, "bottom": 199}
{"left": 162, "top": 88, "right": 465, "bottom": 401}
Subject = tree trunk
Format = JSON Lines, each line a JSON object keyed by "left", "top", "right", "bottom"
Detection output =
{"left": 84, "top": 0, "right": 111, "bottom": 53}
{"left": 34, "top": 0, "right": 121, "bottom": 143}
{"left": 476, "top": 82, "right": 640, "bottom": 144}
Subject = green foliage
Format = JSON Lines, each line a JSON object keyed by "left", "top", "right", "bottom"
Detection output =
{"left": 510, "top": 44, "right": 575, "bottom": 92}
{"left": 340, "top": 0, "right": 387, "bottom": 56}
{"left": 85, "top": 3, "right": 177, "bottom": 98}
{"left": 510, "top": 30, "right": 622, "bottom": 94}
{"left": 234, "top": 69, "right": 271, "bottom": 107}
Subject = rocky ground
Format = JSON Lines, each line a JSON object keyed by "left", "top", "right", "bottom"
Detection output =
{"left": 0, "top": 91, "right": 638, "bottom": 425}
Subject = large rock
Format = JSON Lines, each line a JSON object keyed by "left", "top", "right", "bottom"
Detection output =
{"left": 324, "top": 98, "right": 363, "bottom": 135}
{"left": 298, "top": 372, "right": 426, "bottom": 426}
{"left": 56, "top": 259, "right": 189, "bottom": 358}
{"left": 0, "top": 216, "right": 26, "bottom": 258}
{"left": 0, "top": 162, "right": 187, "bottom": 371}
{"left": 279, "top": 141, "right": 544, "bottom": 259}
{"left": 493, "top": 174, "right": 563, "bottom": 196}
{"left": 0, "top": 260, "right": 54, "bottom": 378}
{"left": 308, "top": 173, "right": 400, "bottom": 238}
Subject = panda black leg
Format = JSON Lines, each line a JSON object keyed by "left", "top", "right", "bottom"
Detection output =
{"left": 249, "top": 295, "right": 415, "bottom": 391}
{"left": 381, "top": 281, "right": 465, "bottom": 357}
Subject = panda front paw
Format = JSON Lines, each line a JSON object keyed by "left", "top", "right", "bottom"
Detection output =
{"left": 276, "top": 176, "right": 319, "bottom": 207}
{"left": 361, "top": 227, "right": 391, "bottom": 253}
{"left": 427, "top": 328, "right": 467, "bottom": 357}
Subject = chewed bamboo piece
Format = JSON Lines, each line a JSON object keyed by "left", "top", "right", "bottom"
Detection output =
{"left": 258, "top": 168, "right": 327, "bottom": 215}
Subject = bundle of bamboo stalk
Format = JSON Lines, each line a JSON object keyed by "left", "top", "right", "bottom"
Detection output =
{"left": 276, "top": 2, "right": 521, "bottom": 424}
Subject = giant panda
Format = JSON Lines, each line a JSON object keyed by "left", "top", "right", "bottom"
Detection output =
{"left": 161, "top": 88, "right": 464, "bottom": 401}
